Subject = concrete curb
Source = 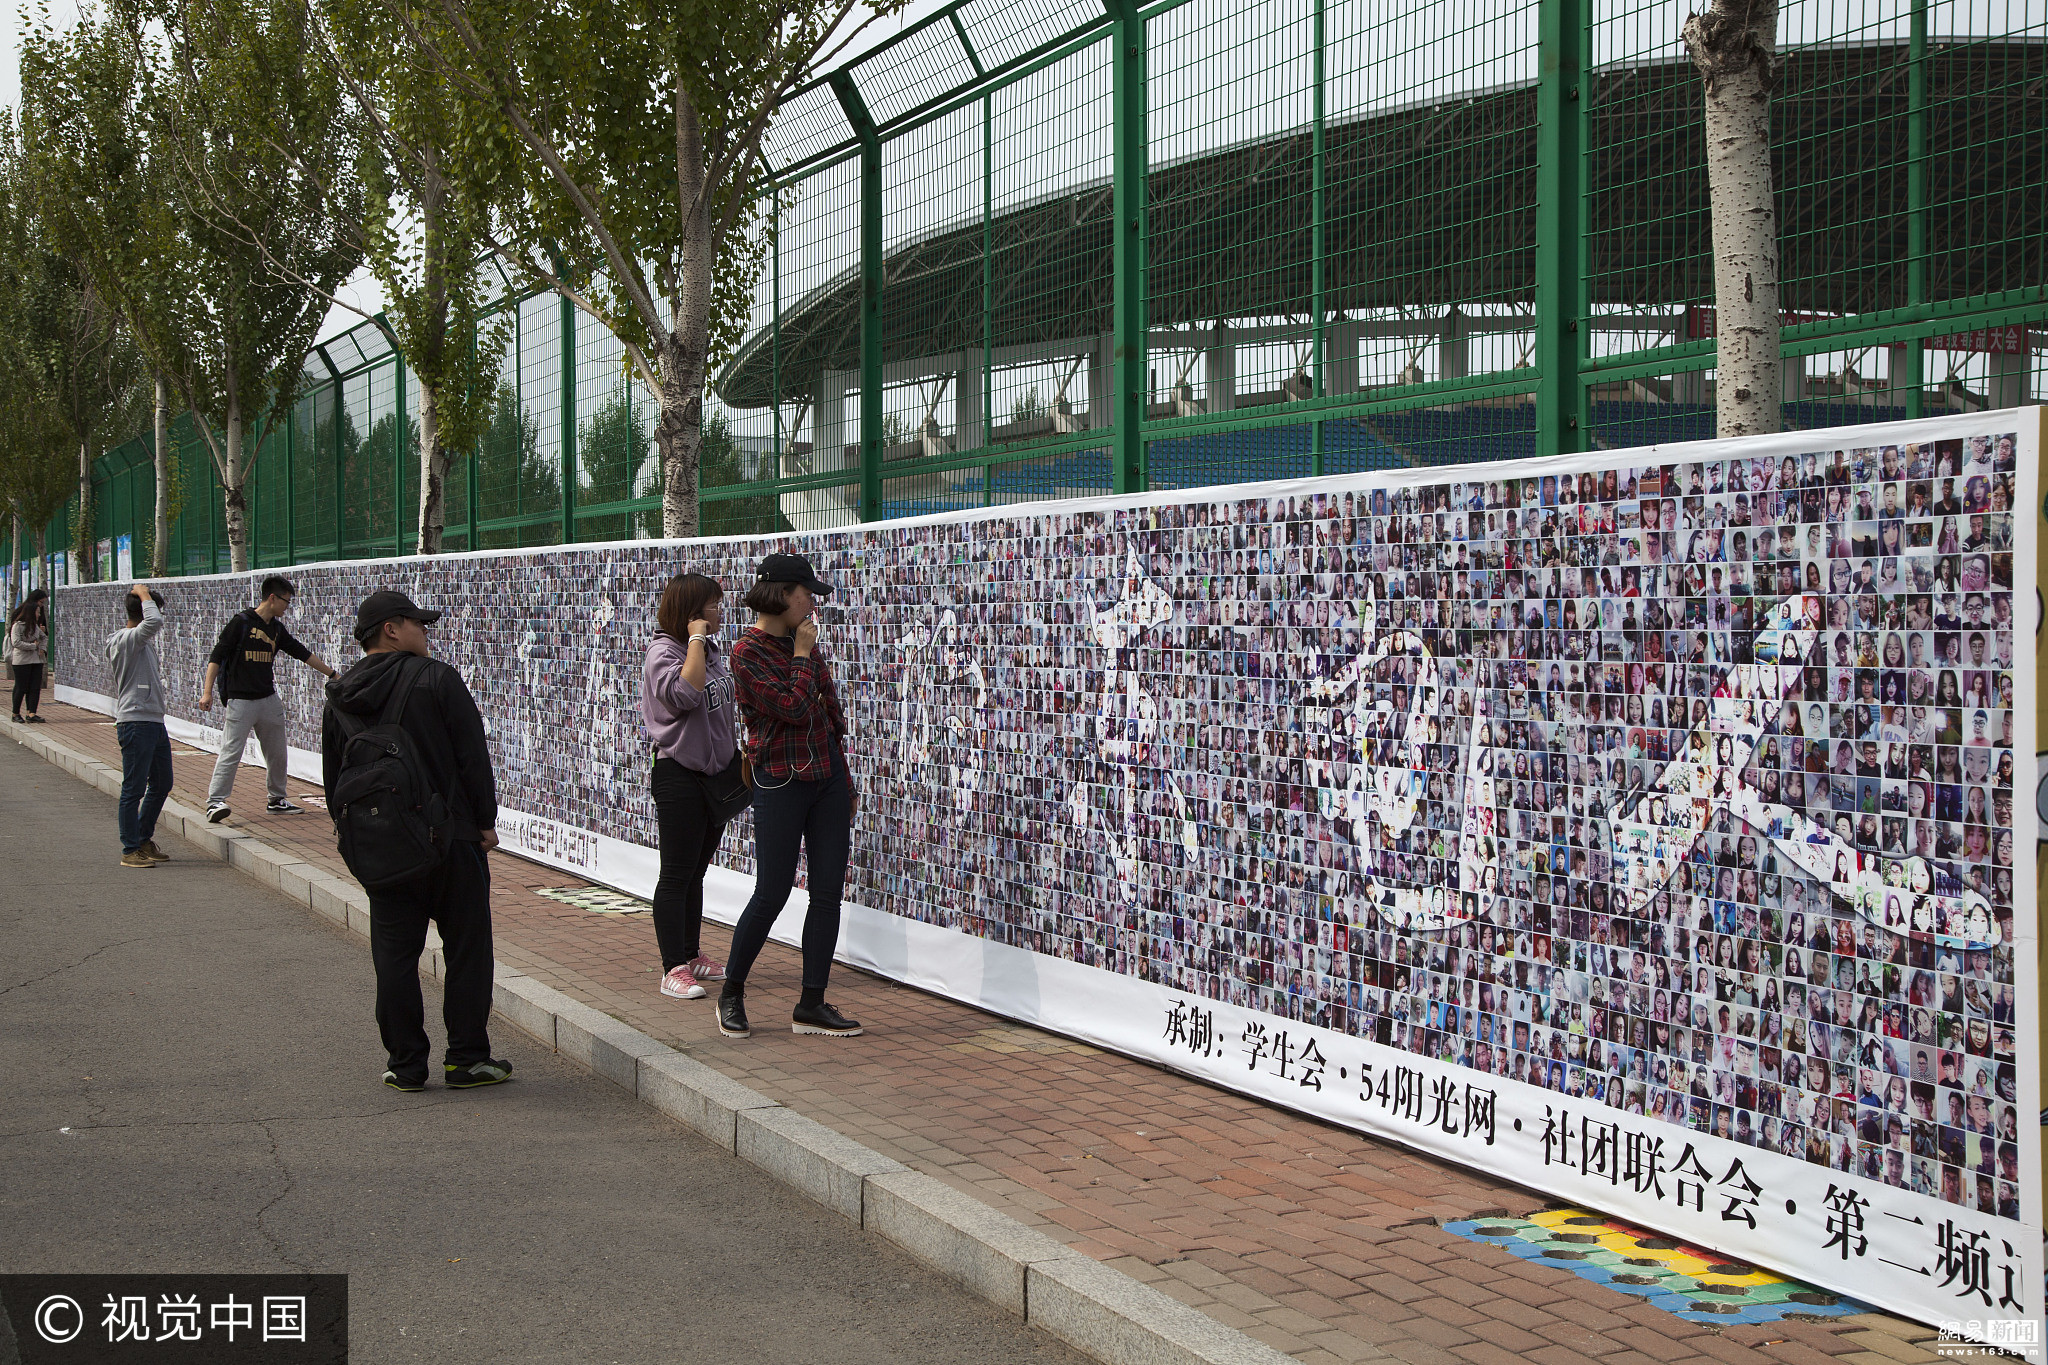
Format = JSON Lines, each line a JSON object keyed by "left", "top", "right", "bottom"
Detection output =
{"left": 10, "top": 722, "right": 1299, "bottom": 1365}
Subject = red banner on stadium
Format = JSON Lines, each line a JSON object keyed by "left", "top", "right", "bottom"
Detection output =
{"left": 1686, "top": 306, "right": 2031, "bottom": 354}
{"left": 1921, "top": 324, "right": 2032, "bottom": 354}
{"left": 1682, "top": 305, "right": 1826, "bottom": 338}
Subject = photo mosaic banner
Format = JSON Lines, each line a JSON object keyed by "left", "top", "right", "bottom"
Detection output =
{"left": 52, "top": 410, "right": 2044, "bottom": 1346}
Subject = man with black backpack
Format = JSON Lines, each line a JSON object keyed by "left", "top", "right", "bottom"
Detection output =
{"left": 322, "top": 590, "right": 510, "bottom": 1092}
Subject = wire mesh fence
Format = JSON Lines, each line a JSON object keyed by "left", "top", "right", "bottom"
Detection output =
{"left": 7, "top": 0, "right": 2041, "bottom": 587}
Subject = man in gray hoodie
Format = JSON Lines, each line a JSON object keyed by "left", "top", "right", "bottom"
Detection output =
{"left": 108, "top": 585, "right": 173, "bottom": 868}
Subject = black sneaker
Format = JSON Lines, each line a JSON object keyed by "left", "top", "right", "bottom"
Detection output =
{"left": 383, "top": 1069, "right": 426, "bottom": 1092}
{"left": 206, "top": 802, "right": 232, "bottom": 824}
{"left": 792, "top": 1000, "right": 863, "bottom": 1036}
{"left": 444, "top": 1059, "right": 513, "bottom": 1088}
{"left": 717, "top": 989, "right": 751, "bottom": 1038}
{"left": 265, "top": 798, "right": 303, "bottom": 814}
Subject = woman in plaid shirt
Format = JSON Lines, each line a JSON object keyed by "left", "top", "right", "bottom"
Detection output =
{"left": 717, "top": 553, "right": 863, "bottom": 1038}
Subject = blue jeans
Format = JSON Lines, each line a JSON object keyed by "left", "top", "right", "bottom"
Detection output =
{"left": 116, "top": 720, "right": 174, "bottom": 854}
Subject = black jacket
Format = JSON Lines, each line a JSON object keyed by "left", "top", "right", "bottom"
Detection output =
{"left": 321, "top": 651, "right": 498, "bottom": 842}
{"left": 209, "top": 608, "right": 312, "bottom": 700}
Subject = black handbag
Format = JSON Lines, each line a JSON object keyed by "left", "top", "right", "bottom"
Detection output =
{"left": 694, "top": 748, "right": 755, "bottom": 822}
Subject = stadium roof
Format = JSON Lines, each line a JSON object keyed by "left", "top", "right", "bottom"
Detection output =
{"left": 717, "top": 39, "right": 2044, "bottom": 408}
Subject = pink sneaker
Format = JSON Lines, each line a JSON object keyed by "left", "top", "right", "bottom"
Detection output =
{"left": 686, "top": 955, "right": 726, "bottom": 982}
{"left": 660, "top": 965, "right": 705, "bottom": 1000}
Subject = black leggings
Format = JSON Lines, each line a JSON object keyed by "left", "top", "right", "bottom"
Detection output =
{"left": 650, "top": 756, "right": 728, "bottom": 971}
{"left": 11, "top": 663, "right": 43, "bottom": 718}
{"left": 724, "top": 759, "right": 852, "bottom": 993}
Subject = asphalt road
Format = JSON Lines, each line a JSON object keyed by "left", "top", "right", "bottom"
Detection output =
{"left": 0, "top": 735, "right": 1087, "bottom": 1365}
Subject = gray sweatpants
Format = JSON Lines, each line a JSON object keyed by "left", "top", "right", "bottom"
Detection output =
{"left": 208, "top": 693, "right": 290, "bottom": 806}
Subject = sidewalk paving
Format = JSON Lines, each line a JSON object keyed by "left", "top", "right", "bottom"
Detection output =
{"left": 21, "top": 700, "right": 1975, "bottom": 1365}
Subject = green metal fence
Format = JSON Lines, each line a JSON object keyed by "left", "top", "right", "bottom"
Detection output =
{"left": 6, "top": 0, "right": 2043, "bottom": 586}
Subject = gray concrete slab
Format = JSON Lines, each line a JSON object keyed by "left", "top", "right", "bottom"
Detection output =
{"left": 0, "top": 737, "right": 1087, "bottom": 1365}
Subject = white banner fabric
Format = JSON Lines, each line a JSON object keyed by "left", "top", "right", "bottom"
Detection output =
{"left": 53, "top": 409, "right": 2044, "bottom": 1348}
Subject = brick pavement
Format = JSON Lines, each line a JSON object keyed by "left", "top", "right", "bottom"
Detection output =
{"left": 23, "top": 700, "right": 1989, "bottom": 1365}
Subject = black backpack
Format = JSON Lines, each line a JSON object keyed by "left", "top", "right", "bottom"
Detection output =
{"left": 330, "top": 657, "right": 451, "bottom": 890}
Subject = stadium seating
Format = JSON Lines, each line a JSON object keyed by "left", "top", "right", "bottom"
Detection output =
{"left": 1590, "top": 401, "right": 1716, "bottom": 450}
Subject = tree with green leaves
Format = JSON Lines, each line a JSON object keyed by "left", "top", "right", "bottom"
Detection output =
{"left": 362, "top": 0, "right": 900, "bottom": 537}
{"left": 198, "top": 0, "right": 512, "bottom": 554}
{"left": 22, "top": 11, "right": 194, "bottom": 576}
{"left": 0, "top": 112, "right": 147, "bottom": 582}
{"left": 0, "top": 388, "right": 77, "bottom": 588}
{"left": 576, "top": 382, "right": 661, "bottom": 541}
{"left": 471, "top": 381, "right": 560, "bottom": 544}
{"left": 0, "top": 127, "right": 75, "bottom": 587}
{"left": 698, "top": 412, "right": 788, "bottom": 538}
{"left": 66, "top": 0, "right": 366, "bottom": 572}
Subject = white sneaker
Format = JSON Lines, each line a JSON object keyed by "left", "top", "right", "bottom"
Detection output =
{"left": 206, "top": 802, "right": 232, "bottom": 824}
{"left": 660, "top": 965, "right": 706, "bottom": 1000}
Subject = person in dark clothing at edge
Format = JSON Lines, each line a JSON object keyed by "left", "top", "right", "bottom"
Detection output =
{"left": 200, "top": 574, "right": 337, "bottom": 822}
{"left": 718, "top": 553, "right": 863, "bottom": 1039}
{"left": 321, "top": 590, "right": 510, "bottom": 1091}
{"left": 7, "top": 587, "right": 51, "bottom": 723}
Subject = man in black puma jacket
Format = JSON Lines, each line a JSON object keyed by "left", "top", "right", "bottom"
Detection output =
{"left": 321, "top": 590, "right": 507, "bottom": 1093}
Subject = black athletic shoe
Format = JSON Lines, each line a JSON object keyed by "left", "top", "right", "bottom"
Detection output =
{"left": 717, "top": 990, "right": 751, "bottom": 1038}
{"left": 383, "top": 1069, "right": 426, "bottom": 1092}
{"left": 444, "top": 1059, "right": 513, "bottom": 1088}
{"left": 265, "top": 798, "right": 303, "bottom": 814}
{"left": 206, "top": 802, "right": 232, "bottom": 824}
{"left": 792, "top": 1000, "right": 863, "bottom": 1036}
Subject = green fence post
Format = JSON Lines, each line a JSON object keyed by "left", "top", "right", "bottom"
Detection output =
{"left": 1104, "top": 0, "right": 1147, "bottom": 496}
{"left": 561, "top": 294, "right": 578, "bottom": 543}
{"left": 1310, "top": 0, "right": 1327, "bottom": 477}
{"left": 286, "top": 401, "right": 297, "bottom": 564}
{"left": 1902, "top": 0, "right": 1927, "bottom": 420}
{"left": 468, "top": 322, "right": 480, "bottom": 550}
{"left": 1533, "top": 0, "right": 1586, "bottom": 458}
{"left": 832, "top": 72, "right": 884, "bottom": 523}
{"left": 981, "top": 91, "right": 994, "bottom": 505}
{"left": 772, "top": 196, "right": 782, "bottom": 491}
{"left": 394, "top": 352, "right": 408, "bottom": 556}
{"left": 249, "top": 432, "right": 261, "bottom": 568}
{"left": 171, "top": 436, "right": 182, "bottom": 574}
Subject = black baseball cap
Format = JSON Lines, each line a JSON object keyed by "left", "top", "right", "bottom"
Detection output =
{"left": 755, "top": 553, "right": 833, "bottom": 596}
{"left": 353, "top": 590, "right": 441, "bottom": 641}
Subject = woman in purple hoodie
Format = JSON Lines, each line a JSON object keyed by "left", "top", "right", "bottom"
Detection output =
{"left": 640, "top": 573, "right": 742, "bottom": 1000}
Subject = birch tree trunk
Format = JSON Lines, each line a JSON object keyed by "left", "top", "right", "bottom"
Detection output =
{"left": 152, "top": 374, "right": 170, "bottom": 577}
{"left": 655, "top": 81, "right": 714, "bottom": 540}
{"left": 77, "top": 440, "right": 93, "bottom": 578}
{"left": 1685, "top": 0, "right": 1782, "bottom": 438}
{"left": 416, "top": 382, "right": 448, "bottom": 555}
{"left": 413, "top": 170, "right": 453, "bottom": 556}
{"left": 222, "top": 412, "right": 251, "bottom": 573}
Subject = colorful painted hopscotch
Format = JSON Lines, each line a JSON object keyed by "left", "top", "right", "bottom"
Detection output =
{"left": 1442, "top": 1208, "right": 1868, "bottom": 1326}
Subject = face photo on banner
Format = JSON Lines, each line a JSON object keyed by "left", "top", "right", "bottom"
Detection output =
{"left": 49, "top": 418, "right": 2041, "bottom": 1345}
